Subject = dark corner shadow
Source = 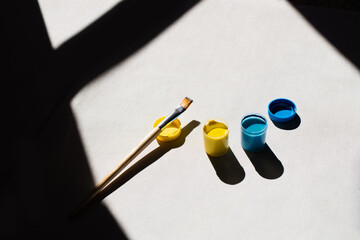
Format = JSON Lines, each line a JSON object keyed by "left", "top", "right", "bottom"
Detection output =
{"left": 271, "top": 113, "right": 301, "bottom": 130}
{"left": 96, "top": 120, "right": 200, "bottom": 202}
{"left": 289, "top": 1, "right": 360, "bottom": 70}
{"left": 244, "top": 144, "right": 284, "bottom": 180}
{"left": 207, "top": 148, "right": 245, "bottom": 185}
{"left": 8, "top": 0, "right": 200, "bottom": 238}
{"left": 9, "top": 104, "right": 129, "bottom": 239}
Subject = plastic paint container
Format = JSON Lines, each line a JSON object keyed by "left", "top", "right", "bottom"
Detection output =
{"left": 268, "top": 98, "right": 297, "bottom": 123}
{"left": 203, "top": 119, "right": 229, "bottom": 157}
{"left": 153, "top": 116, "right": 182, "bottom": 142}
{"left": 241, "top": 114, "right": 267, "bottom": 152}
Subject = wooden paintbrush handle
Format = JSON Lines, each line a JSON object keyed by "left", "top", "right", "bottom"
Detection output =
{"left": 72, "top": 126, "right": 162, "bottom": 216}
{"left": 97, "top": 126, "right": 162, "bottom": 188}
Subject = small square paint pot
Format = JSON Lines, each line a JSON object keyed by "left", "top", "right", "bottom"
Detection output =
{"left": 241, "top": 114, "right": 267, "bottom": 152}
{"left": 203, "top": 119, "right": 229, "bottom": 157}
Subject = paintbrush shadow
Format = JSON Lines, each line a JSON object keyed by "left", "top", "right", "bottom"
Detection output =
{"left": 96, "top": 120, "right": 200, "bottom": 202}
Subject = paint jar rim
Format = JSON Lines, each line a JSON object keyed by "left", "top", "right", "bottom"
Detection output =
{"left": 203, "top": 118, "right": 229, "bottom": 139}
{"left": 241, "top": 113, "right": 268, "bottom": 136}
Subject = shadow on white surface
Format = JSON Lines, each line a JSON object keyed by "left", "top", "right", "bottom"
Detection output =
{"left": 271, "top": 113, "right": 301, "bottom": 130}
{"left": 289, "top": 1, "right": 360, "bottom": 70}
{"left": 96, "top": 120, "right": 201, "bottom": 203}
{"left": 244, "top": 144, "right": 284, "bottom": 180}
{"left": 8, "top": 0, "right": 200, "bottom": 238}
{"left": 207, "top": 148, "right": 246, "bottom": 185}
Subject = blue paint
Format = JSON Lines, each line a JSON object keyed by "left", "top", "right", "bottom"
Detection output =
{"left": 274, "top": 109, "right": 293, "bottom": 118}
{"left": 241, "top": 114, "right": 267, "bottom": 152}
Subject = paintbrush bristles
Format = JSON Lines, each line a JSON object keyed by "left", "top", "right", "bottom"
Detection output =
{"left": 180, "top": 97, "right": 193, "bottom": 109}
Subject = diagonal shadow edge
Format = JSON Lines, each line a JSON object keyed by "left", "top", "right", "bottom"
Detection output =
{"left": 288, "top": 1, "right": 360, "bottom": 70}
{"left": 9, "top": 0, "right": 200, "bottom": 238}
{"left": 36, "top": 0, "right": 201, "bottom": 133}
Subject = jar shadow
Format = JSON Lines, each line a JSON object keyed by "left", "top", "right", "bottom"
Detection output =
{"left": 271, "top": 113, "right": 301, "bottom": 130}
{"left": 244, "top": 143, "right": 284, "bottom": 179}
{"left": 207, "top": 147, "right": 245, "bottom": 185}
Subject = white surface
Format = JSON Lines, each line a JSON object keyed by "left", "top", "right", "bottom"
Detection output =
{"left": 39, "top": 0, "right": 122, "bottom": 48}
{"left": 40, "top": 0, "right": 360, "bottom": 239}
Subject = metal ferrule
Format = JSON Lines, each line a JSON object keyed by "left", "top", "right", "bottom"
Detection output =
{"left": 157, "top": 105, "right": 185, "bottom": 129}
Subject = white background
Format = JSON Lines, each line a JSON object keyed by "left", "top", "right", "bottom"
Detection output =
{"left": 40, "top": 1, "right": 360, "bottom": 239}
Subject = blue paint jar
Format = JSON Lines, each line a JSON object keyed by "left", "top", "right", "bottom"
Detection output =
{"left": 241, "top": 114, "right": 268, "bottom": 152}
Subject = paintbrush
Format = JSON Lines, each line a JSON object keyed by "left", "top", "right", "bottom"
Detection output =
{"left": 71, "top": 97, "right": 193, "bottom": 216}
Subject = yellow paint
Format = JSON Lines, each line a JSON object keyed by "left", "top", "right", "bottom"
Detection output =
{"left": 161, "top": 126, "right": 179, "bottom": 137}
{"left": 153, "top": 116, "right": 182, "bottom": 142}
{"left": 203, "top": 119, "right": 229, "bottom": 157}
{"left": 207, "top": 128, "right": 228, "bottom": 138}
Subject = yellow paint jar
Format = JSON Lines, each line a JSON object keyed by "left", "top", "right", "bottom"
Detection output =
{"left": 153, "top": 116, "right": 182, "bottom": 142}
{"left": 203, "top": 119, "right": 229, "bottom": 157}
